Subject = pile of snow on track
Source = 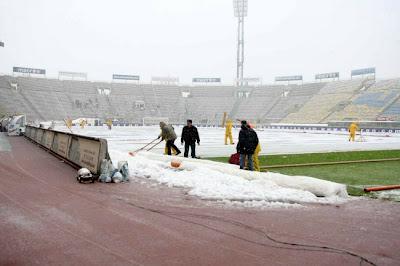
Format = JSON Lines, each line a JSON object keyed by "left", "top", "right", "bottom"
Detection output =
{"left": 110, "top": 150, "right": 348, "bottom": 206}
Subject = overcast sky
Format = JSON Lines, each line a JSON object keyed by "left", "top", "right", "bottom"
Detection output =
{"left": 0, "top": 0, "right": 399, "bottom": 84}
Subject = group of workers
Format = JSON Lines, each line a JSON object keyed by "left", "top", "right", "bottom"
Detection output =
{"left": 65, "top": 118, "right": 114, "bottom": 130}
{"left": 157, "top": 120, "right": 361, "bottom": 172}
{"left": 158, "top": 120, "right": 201, "bottom": 158}
{"left": 236, "top": 120, "right": 260, "bottom": 171}
{"left": 63, "top": 116, "right": 361, "bottom": 172}
{"left": 157, "top": 119, "right": 261, "bottom": 171}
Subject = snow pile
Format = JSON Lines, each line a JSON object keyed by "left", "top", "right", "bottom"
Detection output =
{"left": 109, "top": 150, "right": 348, "bottom": 205}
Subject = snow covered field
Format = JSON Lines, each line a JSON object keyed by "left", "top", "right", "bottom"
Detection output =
{"left": 55, "top": 126, "right": 400, "bottom": 207}
{"left": 59, "top": 125, "right": 400, "bottom": 157}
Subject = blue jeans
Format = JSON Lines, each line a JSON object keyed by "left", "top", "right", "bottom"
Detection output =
{"left": 240, "top": 154, "right": 254, "bottom": 171}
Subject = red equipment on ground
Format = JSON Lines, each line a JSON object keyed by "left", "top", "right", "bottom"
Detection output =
{"left": 229, "top": 153, "right": 240, "bottom": 165}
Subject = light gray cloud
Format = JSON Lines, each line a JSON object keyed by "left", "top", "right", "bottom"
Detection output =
{"left": 0, "top": 0, "right": 399, "bottom": 83}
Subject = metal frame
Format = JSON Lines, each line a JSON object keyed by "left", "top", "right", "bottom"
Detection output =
{"left": 233, "top": 0, "right": 248, "bottom": 87}
{"left": 24, "top": 125, "right": 109, "bottom": 175}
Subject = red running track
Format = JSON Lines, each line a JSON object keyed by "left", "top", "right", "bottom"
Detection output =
{"left": 0, "top": 135, "right": 399, "bottom": 266}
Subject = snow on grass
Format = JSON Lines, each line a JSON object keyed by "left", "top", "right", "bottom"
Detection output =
{"left": 56, "top": 125, "right": 400, "bottom": 157}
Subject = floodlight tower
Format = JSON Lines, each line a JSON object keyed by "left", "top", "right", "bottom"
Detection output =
{"left": 233, "top": 0, "right": 247, "bottom": 87}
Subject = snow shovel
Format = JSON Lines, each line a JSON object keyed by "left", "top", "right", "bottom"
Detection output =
{"left": 128, "top": 138, "right": 160, "bottom": 156}
{"left": 145, "top": 140, "right": 163, "bottom": 151}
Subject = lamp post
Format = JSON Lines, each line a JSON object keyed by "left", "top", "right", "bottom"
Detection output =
{"left": 233, "top": 0, "right": 248, "bottom": 87}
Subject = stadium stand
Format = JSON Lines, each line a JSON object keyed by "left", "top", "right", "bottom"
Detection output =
{"left": 1, "top": 74, "right": 399, "bottom": 124}
{"left": 264, "top": 82, "right": 326, "bottom": 123}
{"left": 382, "top": 99, "right": 400, "bottom": 120}
{"left": 186, "top": 86, "right": 236, "bottom": 125}
{"left": 282, "top": 79, "right": 364, "bottom": 123}
{"left": 378, "top": 79, "right": 400, "bottom": 120}
{"left": 233, "top": 86, "right": 282, "bottom": 122}
{"left": 326, "top": 78, "right": 400, "bottom": 121}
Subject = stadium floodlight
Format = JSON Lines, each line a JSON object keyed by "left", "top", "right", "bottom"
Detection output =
{"left": 233, "top": 0, "right": 248, "bottom": 17}
{"left": 233, "top": 0, "right": 248, "bottom": 87}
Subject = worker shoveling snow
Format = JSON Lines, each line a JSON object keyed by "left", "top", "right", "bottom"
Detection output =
{"left": 109, "top": 150, "right": 348, "bottom": 206}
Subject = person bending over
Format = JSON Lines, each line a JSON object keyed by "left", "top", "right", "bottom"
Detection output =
{"left": 158, "top": 122, "right": 181, "bottom": 155}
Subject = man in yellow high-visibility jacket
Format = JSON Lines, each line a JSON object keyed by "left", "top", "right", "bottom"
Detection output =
{"left": 247, "top": 122, "right": 261, "bottom": 171}
{"left": 106, "top": 119, "right": 113, "bottom": 130}
{"left": 225, "top": 119, "right": 234, "bottom": 145}
{"left": 348, "top": 122, "right": 359, "bottom": 142}
{"left": 65, "top": 119, "right": 72, "bottom": 129}
{"left": 252, "top": 143, "right": 261, "bottom": 171}
{"left": 79, "top": 119, "right": 86, "bottom": 129}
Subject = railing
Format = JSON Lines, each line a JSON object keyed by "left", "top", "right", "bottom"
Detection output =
{"left": 265, "top": 124, "right": 400, "bottom": 133}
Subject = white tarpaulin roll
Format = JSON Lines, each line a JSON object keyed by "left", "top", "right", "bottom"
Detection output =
{"left": 109, "top": 150, "right": 348, "bottom": 206}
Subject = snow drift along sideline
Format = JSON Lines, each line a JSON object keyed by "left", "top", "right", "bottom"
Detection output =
{"left": 109, "top": 150, "right": 348, "bottom": 205}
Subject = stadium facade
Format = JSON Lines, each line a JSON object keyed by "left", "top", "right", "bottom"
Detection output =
{"left": 0, "top": 74, "right": 399, "bottom": 125}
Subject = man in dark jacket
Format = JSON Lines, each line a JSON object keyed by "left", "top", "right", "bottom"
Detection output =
{"left": 181, "top": 119, "right": 200, "bottom": 158}
{"left": 236, "top": 120, "right": 259, "bottom": 171}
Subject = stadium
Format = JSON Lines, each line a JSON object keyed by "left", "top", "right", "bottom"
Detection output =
{"left": 1, "top": 73, "right": 400, "bottom": 124}
{"left": 1, "top": 1, "right": 400, "bottom": 265}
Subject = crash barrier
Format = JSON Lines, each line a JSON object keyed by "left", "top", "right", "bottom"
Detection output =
{"left": 24, "top": 126, "right": 109, "bottom": 175}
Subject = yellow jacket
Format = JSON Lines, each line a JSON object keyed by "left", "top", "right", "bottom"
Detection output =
{"left": 225, "top": 120, "right": 233, "bottom": 133}
{"left": 65, "top": 119, "right": 72, "bottom": 129}
{"left": 254, "top": 143, "right": 261, "bottom": 154}
{"left": 349, "top": 123, "right": 359, "bottom": 134}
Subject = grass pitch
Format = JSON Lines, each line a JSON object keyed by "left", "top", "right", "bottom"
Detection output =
{"left": 208, "top": 150, "right": 400, "bottom": 197}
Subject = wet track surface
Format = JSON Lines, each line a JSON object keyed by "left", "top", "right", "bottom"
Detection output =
{"left": 1, "top": 136, "right": 400, "bottom": 265}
